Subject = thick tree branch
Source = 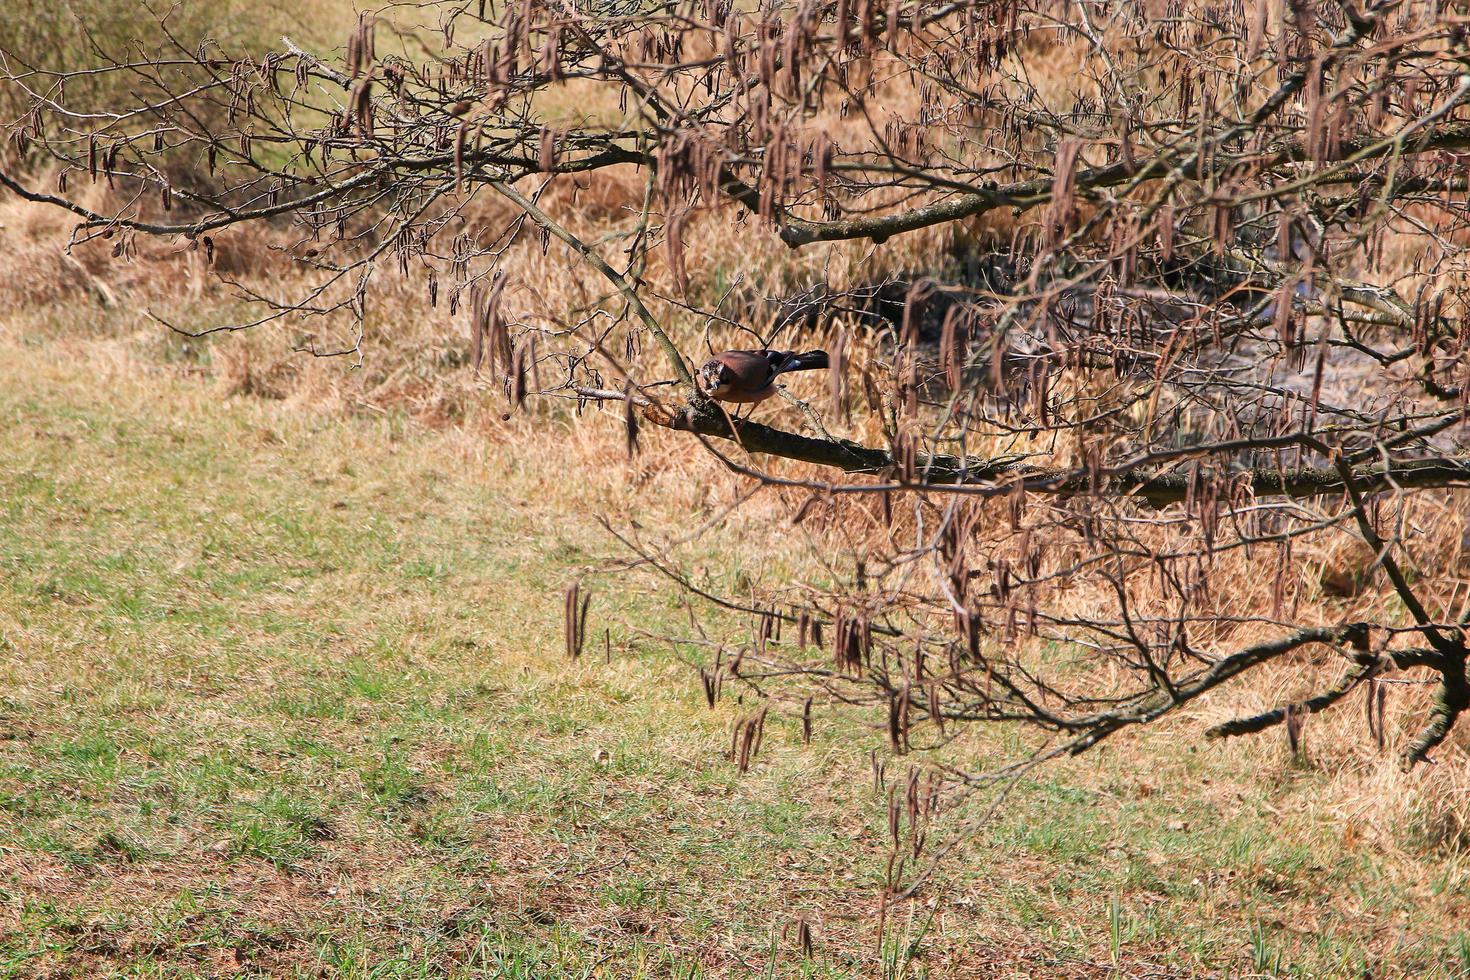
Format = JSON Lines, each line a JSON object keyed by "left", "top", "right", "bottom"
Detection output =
{"left": 656, "top": 406, "right": 1470, "bottom": 503}
{"left": 1405, "top": 663, "right": 1470, "bottom": 765}
{"left": 1058, "top": 625, "right": 1368, "bottom": 755}
{"left": 1205, "top": 648, "right": 1444, "bottom": 741}
{"left": 775, "top": 122, "right": 1470, "bottom": 248}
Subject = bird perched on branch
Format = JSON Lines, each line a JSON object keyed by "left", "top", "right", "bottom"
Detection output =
{"left": 697, "top": 349, "right": 830, "bottom": 404}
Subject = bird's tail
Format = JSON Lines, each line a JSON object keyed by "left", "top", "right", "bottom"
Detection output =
{"left": 777, "top": 349, "right": 830, "bottom": 373}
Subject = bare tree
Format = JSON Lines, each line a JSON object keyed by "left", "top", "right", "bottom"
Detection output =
{"left": 5, "top": 0, "right": 1470, "bottom": 861}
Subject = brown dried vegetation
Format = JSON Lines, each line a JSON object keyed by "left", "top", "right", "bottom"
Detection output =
{"left": 6, "top": 0, "right": 1470, "bottom": 971}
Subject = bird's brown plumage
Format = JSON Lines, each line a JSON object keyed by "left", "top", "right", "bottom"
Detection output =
{"left": 697, "top": 349, "right": 830, "bottom": 403}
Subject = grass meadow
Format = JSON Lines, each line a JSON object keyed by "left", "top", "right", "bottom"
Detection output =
{"left": 2, "top": 227, "right": 1470, "bottom": 978}
{"left": 3, "top": 3, "right": 1470, "bottom": 976}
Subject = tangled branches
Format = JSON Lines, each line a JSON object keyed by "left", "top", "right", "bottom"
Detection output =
{"left": 5, "top": 0, "right": 1470, "bottom": 792}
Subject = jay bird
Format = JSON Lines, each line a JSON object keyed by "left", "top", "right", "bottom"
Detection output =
{"left": 697, "top": 349, "right": 830, "bottom": 404}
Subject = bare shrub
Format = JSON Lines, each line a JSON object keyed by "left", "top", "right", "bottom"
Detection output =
{"left": 5, "top": 0, "right": 1470, "bottom": 892}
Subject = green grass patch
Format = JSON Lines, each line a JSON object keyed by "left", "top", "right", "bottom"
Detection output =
{"left": 0, "top": 332, "right": 1466, "bottom": 977}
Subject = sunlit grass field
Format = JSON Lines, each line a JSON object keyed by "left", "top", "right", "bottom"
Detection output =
{"left": 1, "top": 319, "right": 1469, "bottom": 978}
{"left": 4, "top": 2, "right": 1470, "bottom": 973}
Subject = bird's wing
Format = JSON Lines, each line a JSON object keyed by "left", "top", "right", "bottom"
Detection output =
{"left": 719, "top": 350, "right": 780, "bottom": 389}
{"left": 769, "top": 351, "right": 802, "bottom": 374}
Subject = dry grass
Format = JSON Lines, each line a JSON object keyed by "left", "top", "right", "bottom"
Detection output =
{"left": 5, "top": 2, "right": 1470, "bottom": 972}
{"left": 0, "top": 0, "right": 354, "bottom": 151}
{"left": 4, "top": 172, "right": 1470, "bottom": 977}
